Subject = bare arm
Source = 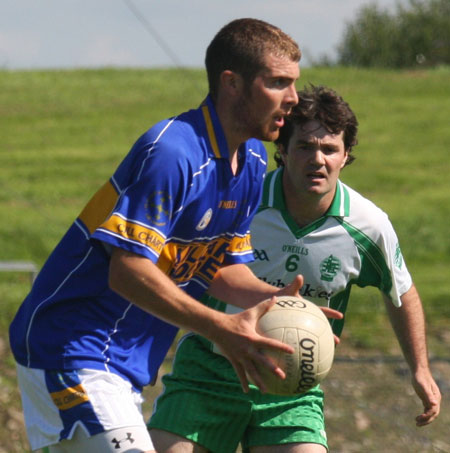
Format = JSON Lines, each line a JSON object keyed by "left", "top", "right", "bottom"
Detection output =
{"left": 109, "top": 248, "right": 296, "bottom": 392}
{"left": 209, "top": 263, "right": 343, "bottom": 338}
{"left": 207, "top": 263, "right": 302, "bottom": 308}
{"left": 383, "top": 284, "right": 441, "bottom": 426}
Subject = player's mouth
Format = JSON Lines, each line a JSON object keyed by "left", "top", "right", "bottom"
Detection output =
{"left": 307, "top": 171, "right": 326, "bottom": 182}
{"left": 274, "top": 116, "right": 285, "bottom": 128}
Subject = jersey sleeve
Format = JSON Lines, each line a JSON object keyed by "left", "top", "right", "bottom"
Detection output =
{"left": 344, "top": 184, "right": 413, "bottom": 307}
{"left": 355, "top": 208, "right": 412, "bottom": 307}
{"left": 91, "top": 127, "right": 189, "bottom": 262}
{"left": 381, "top": 215, "right": 413, "bottom": 306}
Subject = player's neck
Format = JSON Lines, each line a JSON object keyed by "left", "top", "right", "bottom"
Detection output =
{"left": 229, "top": 150, "right": 240, "bottom": 175}
{"left": 285, "top": 191, "right": 333, "bottom": 228}
{"left": 215, "top": 103, "right": 247, "bottom": 176}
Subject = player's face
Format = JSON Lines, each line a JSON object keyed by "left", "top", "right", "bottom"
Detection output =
{"left": 234, "top": 54, "right": 299, "bottom": 142}
{"left": 281, "top": 120, "right": 348, "bottom": 200}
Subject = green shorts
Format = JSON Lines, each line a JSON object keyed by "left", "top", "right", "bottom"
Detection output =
{"left": 148, "top": 334, "right": 327, "bottom": 453}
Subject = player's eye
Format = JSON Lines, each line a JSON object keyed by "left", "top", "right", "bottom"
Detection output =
{"left": 296, "top": 143, "right": 313, "bottom": 151}
{"left": 323, "top": 146, "right": 339, "bottom": 154}
{"left": 273, "top": 78, "right": 287, "bottom": 88}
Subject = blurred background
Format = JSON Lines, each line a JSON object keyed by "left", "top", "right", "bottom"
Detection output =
{"left": 5, "top": 0, "right": 447, "bottom": 70}
{"left": 1, "top": 1, "right": 449, "bottom": 452}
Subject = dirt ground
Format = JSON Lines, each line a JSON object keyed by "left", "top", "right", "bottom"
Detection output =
{"left": 142, "top": 354, "right": 449, "bottom": 453}
{"left": 1, "top": 335, "right": 448, "bottom": 453}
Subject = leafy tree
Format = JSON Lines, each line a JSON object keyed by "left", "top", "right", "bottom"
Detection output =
{"left": 336, "top": 0, "right": 450, "bottom": 68}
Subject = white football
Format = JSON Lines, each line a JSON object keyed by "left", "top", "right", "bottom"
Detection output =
{"left": 256, "top": 295, "right": 335, "bottom": 395}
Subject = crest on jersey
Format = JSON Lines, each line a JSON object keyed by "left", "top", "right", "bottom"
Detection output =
{"left": 394, "top": 243, "right": 404, "bottom": 269}
{"left": 145, "top": 191, "right": 172, "bottom": 226}
{"left": 196, "top": 208, "right": 213, "bottom": 231}
{"left": 319, "top": 255, "right": 341, "bottom": 282}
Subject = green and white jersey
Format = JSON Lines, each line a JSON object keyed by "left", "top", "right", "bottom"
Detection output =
{"left": 210, "top": 168, "right": 412, "bottom": 337}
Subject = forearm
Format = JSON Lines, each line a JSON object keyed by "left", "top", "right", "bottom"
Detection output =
{"left": 384, "top": 284, "right": 441, "bottom": 425}
{"left": 109, "top": 248, "right": 224, "bottom": 341}
{"left": 207, "top": 264, "right": 281, "bottom": 309}
{"left": 384, "top": 284, "right": 430, "bottom": 373}
{"left": 208, "top": 264, "right": 342, "bottom": 328}
{"left": 109, "top": 248, "right": 300, "bottom": 393}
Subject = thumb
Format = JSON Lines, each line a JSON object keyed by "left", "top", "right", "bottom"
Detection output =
{"left": 255, "top": 296, "right": 278, "bottom": 319}
{"left": 284, "top": 274, "right": 304, "bottom": 296}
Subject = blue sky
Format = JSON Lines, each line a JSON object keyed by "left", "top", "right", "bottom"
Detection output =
{"left": 0, "top": 0, "right": 400, "bottom": 70}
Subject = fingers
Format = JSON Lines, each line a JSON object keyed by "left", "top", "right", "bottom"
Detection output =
{"left": 320, "top": 308, "right": 343, "bottom": 345}
{"left": 257, "top": 353, "right": 286, "bottom": 381}
{"left": 221, "top": 301, "right": 296, "bottom": 393}
{"left": 242, "top": 348, "right": 287, "bottom": 394}
{"left": 320, "top": 307, "right": 343, "bottom": 346}
{"left": 230, "top": 359, "right": 250, "bottom": 394}
{"left": 256, "top": 334, "right": 295, "bottom": 354}
{"left": 256, "top": 295, "right": 278, "bottom": 316}
{"left": 413, "top": 377, "right": 441, "bottom": 426}
{"left": 416, "top": 403, "right": 440, "bottom": 426}
{"left": 320, "top": 306, "right": 344, "bottom": 320}
{"left": 243, "top": 355, "right": 268, "bottom": 393}
{"left": 228, "top": 346, "right": 286, "bottom": 394}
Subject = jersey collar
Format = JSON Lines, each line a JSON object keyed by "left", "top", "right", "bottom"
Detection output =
{"left": 327, "top": 180, "right": 350, "bottom": 217}
{"left": 200, "top": 95, "right": 230, "bottom": 160}
{"left": 262, "top": 168, "right": 350, "bottom": 218}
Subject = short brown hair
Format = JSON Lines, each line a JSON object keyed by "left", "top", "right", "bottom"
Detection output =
{"left": 205, "top": 18, "right": 301, "bottom": 100}
{"left": 274, "top": 85, "right": 358, "bottom": 167}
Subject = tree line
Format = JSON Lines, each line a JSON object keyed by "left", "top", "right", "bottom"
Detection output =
{"left": 320, "top": 0, "right": 449, "bottom": 68}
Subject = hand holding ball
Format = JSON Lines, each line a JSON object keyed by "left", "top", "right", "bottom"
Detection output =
{"left": 256, "top": 295, "right": 335, "bottom": 395}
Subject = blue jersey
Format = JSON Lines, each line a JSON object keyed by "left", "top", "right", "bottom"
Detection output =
{"left": 9, "top": 96, "right": 267, "bottom": 390}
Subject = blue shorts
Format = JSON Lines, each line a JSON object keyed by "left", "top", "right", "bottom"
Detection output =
{"left": 16, "top": 365, "right": 153, "bottom": 451}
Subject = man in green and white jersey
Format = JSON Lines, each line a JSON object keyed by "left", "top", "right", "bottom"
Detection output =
{"left": 148, "top": 86, "right": 441, "bottom": 453}
{"left": 246, "top": 167, "right": 408, "bottom": 339}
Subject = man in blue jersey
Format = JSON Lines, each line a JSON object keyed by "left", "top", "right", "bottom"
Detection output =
{"left": 8, "top": 19, "right": 345, "bottom": 453}
{"left": 148, "top": 85, "right": 441, "bottom": 452}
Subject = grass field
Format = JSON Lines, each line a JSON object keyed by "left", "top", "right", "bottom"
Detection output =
{"left": 1, "top": 66, "right": 449, "bottom": 452}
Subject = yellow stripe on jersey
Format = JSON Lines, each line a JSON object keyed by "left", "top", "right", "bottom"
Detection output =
{"left": 100, "top": 214, "right": 166, "bottom": 255}
{"left": 157, "top": 242, "right": 179, "bottom": 274}
{"left": 78, "top": 181, "right": 119, "bottom": 234}
{"left": 50, "top": 384, "right": 89, "bottom": 410}
{"left": 228, "top": 234, "right": 252, "bottom": 255}
{"left": 201, "top": 105, "right": 221, "bottom": 159}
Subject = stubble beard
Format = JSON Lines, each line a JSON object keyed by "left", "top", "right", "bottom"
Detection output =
{"left": 233, "top": 94, "right": 278, "bottom": 142}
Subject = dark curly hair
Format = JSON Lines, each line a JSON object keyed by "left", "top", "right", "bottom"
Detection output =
{"left": 274, "top": 85, "right": 358, "bottom": 167}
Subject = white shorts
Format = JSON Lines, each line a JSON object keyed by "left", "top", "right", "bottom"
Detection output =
{"left": 16, "top": 364, "right": 154, "bottom": 452}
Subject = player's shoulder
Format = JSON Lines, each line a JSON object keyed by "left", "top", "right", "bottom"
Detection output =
{"left": 141, "top": 111, "right": 199, "bottom": 148}
{"left": 134, "top": 110, "right": 206, "bottom": 162}
{"left": 342, "top": 182, "right": 393, "bottom": 232}
{"left": 244, "top": 139, "right": 268, "bottom": 175}
{"left": 246, "top": 137, "right": 267, "bottom": 153}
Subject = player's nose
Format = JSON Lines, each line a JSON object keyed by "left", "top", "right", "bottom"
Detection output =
{"left": 285, "top": 84, "right": 298, "bottom": 107}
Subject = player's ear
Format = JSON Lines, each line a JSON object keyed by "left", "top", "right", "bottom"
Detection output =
{"left": 278, "top": 144, "right": 287, "bottom": 164}
{"left": 341, "top": 150, "right": 349, "bottom": 168}
{"left": 220, "top": 70, "right": 243, "bottom": 96}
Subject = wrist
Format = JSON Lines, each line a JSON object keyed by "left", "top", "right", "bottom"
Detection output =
{"left": 194, "top": 308, "right": 228, "bottom": 343}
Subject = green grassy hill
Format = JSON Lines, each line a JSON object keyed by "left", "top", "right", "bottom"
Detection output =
{"left": 1, "top": 66, "right": 449, "bottom": 343}
{"left": 1, "top": 66, "right": 449, "bottom": 453}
